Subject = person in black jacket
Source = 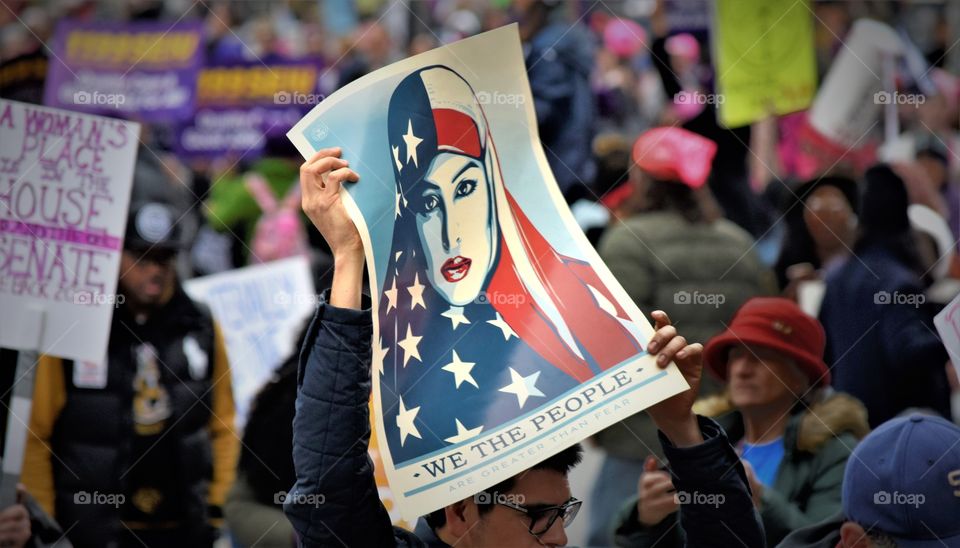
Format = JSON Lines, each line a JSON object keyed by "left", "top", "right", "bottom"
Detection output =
{"left": 284, "top": 147, "right": 765, "bottom": 547}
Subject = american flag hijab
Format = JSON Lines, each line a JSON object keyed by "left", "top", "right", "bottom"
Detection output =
{"left": 377, "top": 65, "right": 646, "bottom": 463}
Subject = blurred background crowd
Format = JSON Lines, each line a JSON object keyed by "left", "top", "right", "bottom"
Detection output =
{"left": 2, "top": 0, "right": 960, "bottom": 546}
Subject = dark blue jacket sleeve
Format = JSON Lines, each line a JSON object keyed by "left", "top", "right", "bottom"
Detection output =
{"left": 283, "top": 292, "right": 397, "bottom": 547}
{"left": 659, "top": 416, "right": 765, "bottom": 548}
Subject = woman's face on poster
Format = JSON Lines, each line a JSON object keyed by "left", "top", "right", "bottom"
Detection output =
{"left": 410, "top": 152, "right": 493, "bottom": 306}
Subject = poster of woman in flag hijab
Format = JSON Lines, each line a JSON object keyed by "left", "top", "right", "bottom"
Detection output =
{"left": 288, "top": 25, "right": 688, "bottom": 519}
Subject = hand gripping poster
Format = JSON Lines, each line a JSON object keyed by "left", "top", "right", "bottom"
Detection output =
{"left": 288, "top": 25, "right": 688, "bottom": 519}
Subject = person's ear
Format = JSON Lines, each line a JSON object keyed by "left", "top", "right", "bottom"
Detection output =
{"left": 442, "top": 499, "right": 476, "bottom": 540}
{"left": 839, "top": 521, "right": 873, "bottom": 548}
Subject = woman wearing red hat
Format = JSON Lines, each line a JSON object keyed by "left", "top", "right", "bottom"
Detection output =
{"left": 613, "top": 297, "right": 870, "bottom": 548}
{"left": 587, "top": 127, "right": 776, "bottom": 544}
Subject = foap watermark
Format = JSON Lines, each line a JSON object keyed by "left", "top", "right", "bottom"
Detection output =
{"left": 274, "top": 490, "right": 326, "bottom": 507}
{"left": 274, "top": 91, "right": 326, "bottom": 106}
{"left": 874, "top": 490, "right": 925, "bottom": 508}
{"left": 874, "top": 91, "right": 925, "bottom": 107}
{"left": 674, "top": 290, "right": 726, "bottom": 308}
{"left": 473, "top": 491, "right": 525, "bottom": 505}
{"left": 73, "top": 90, "right": 126, "bottom": 108}
{"left": 475, "top": 291, "right": 526, "bottom": 308}
{"left": 674, "top": 91, "right": 725, "bottom": 106}
{"left": 475, "top": 90, "right": 525, "bottom": 108}
{"left": 73, "top": 291, "right": 125, "bottom": 307}
{"left": 273, "top": 292, "right": 321, "bottom": 307}
{"left": 74, "top": 490, "right": 125, "bottom": 508}
{"left": 874, "top": 291, "right": 925, "bottom": 308}
{"left": 676, "top": 490, "right": 725, "bottom": 508}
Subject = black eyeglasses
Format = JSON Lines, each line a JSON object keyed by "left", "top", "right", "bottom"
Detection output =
{"left": 496, "top": 497, "right": 582, "bottom": 537}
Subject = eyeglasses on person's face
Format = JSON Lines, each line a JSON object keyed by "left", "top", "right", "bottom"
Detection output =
{"left": 495, "top": 496, "right": 582, "bottom": 538}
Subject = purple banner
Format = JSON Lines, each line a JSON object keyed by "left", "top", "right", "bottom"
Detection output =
{"left": 176, "top": 60, "right": 326, "bottom": 159}
{"left": 43, "top": 20, "right": 203, "bottom": 121}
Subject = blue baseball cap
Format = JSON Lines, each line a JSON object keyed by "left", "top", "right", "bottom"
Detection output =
{"left": 843, "top": 414, "right": 960, "bottom": 547}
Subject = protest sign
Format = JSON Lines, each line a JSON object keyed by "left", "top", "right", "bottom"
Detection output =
{"left": 713, "top": 0, "right": 817, "bottom": 128}
{"left": 0, "top": 99, "right": 139, "bottom": 363}
{"left": 808, "top": 19, "right": 902, "bottom": 147}
{"left": 43, "top": 20, "right": 203, "bottom": 121}
{"left": 934, "top": 292, "right": 960, "bottom": 383}
{"left": 288, "top": 25, "right": 688, "bottom": 519}
{"left": 183, "top": 255, "right": 315, "bottom": 427}
{"left": 176, "top": 60, "right": 325, "bottom": 159}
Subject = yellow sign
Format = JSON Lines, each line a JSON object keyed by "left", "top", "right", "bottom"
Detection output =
{"left": 197, "top": 66, "right": 317, "bottom": 104}
{"left": 713, "top": 0, "right": 817, "bottom": 128}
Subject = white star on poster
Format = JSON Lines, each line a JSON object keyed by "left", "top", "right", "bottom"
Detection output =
{"left": 408, "top": 272, "right": 426, "bottom": 310}
{"left": 498, "top": 367, "right": 544, "bottom": 408}
{"left": 487, "top": 312, "right": 517, "bottom": 341}
{"left": 392, "top": 144, "right": 402, "bottom": 172}
{"left": 384, "top": 278, "right": 398, "bottom": 313}
{"left": 444, "top": 418, "right": 483, "bottom": 444}
{"left": 397, "top": 324, "right": 423, "bottom": 367}
{"left": 442, "top": 350, "right": 478, "bottom": 389}
{"left": 372, "top": 337, "right": 389, "bottom": 375}
{"left": 441, "top": 306, "right": 471, "bottom": 330}
{"left": 397, "top": 396, "right": 422, "bottom": 446}
{"left": 395, "top": 189, "right": 403, "bottom": 218}
{"left": 403, "top": 119, "right": 423, "bottom": 167}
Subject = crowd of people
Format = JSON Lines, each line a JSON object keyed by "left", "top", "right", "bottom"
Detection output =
{"left": 2, "top": 0, "right": 960, "bottom": 546}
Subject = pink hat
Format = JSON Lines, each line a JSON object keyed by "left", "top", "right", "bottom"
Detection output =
{"left": 631, "top": 127, "right": 717, "bottom": 188}
{"left": 665, "top": 33, "right": 700, "bottom": 61}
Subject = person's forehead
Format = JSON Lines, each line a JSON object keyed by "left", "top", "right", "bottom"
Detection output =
{"left": 507, "top": 469, "right": 572, "bottom": 505}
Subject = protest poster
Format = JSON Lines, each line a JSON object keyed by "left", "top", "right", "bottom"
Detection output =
{"left": 934, "top": 292, "right": 960, "bottom": 383}
{"left": 182, "top": 255, "right": 315, "bottom": 427}
{"left": 43, "top": 20, "right": 203, "bottom": 121}
{"left": 712, "top": 0, "right": 817, "bottom": 128}
{"left": 176, "top": 60, "right": 325, "bottom": 159}
{"left": 808, "top": 18, "right": 902, "bottom": 147}
{"left": 287, "top": 25, "right": 689, "bottom": 519}
{"left": 0, "top": 98, "right": 140, "bottom": 363}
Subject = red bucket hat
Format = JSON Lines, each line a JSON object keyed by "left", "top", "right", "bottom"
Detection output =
{"left": 704, "top": 297, "right": 830, "bottom": 387}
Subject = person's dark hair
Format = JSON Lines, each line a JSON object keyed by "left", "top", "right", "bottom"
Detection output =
{"left": 854, "top": 164, "right": 923, "bottom": 276}
{"left": 916, "top": 146, "right": 948, "bottom": 168}
{"left": 644, "top": 179, "right": 705, "bottom": 223}
{"left": 423, "top": 443, "right": 583, "bottom": 531}
{"left": 592, "top": 134, "right": 631, "bottom": 198}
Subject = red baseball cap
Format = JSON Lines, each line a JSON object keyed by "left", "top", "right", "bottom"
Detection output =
{"left": 631, "top": 127, "right": 717, "bottom": 189}
{"left": 704, "top": 297, "right": 830, "bottom": 387}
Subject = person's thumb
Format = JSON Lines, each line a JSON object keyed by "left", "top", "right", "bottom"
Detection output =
{"left": 644, "top": 455, "right": 659, "bottom": 472}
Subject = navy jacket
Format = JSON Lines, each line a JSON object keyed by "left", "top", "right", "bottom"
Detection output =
{"left": 285, "top": 292, "right": 764, "bottom": 547}
{"left": 819, "top": 244, "right": 951, "bottom": 427}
